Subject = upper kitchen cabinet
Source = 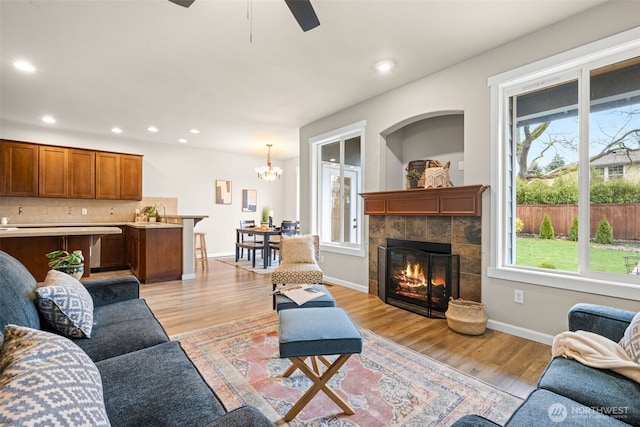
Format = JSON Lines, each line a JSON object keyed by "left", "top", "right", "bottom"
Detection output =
{"left": 96, "top": 152, "right": 121, "bottom": 199}
{"left": 68, "top": 149, "right": 95, "bottom": 199}
{"left": 1, "top": 140, "right": 39, "bottom": 197}
{"left": 2, "top": 140, "right": 141, "bottom": 200}
{"left": 96, "top": 152, "right": 142, "bottom": 201}
{"left": 120, "top": 154, "right": 142, "bottom": 200}
{"left": 39, "top": 145, "right": 68, "bottom": 197}
{"left": 39, "top": 146, "right": 95, "bottom": 198}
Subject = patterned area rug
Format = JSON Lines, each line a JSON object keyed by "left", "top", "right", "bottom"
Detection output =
{"left": 173, "top": 313, "right": 522, "bottom": 426}
{"left": 215, "top": 256, "right": 277, "bottom": 275}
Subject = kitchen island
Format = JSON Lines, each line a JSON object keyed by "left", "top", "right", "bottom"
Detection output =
{"left": 0, "top": 215, "right": 207, "bottom": 283}
{"left": 0, "top": 226, "right": 122, "bottom": 281}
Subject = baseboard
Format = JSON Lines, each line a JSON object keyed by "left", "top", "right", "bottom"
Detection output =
{"left": 182, "top": 273, "right": 196, "bottom": 280}
{"left": 323, "top": 275, "right": 368, "bottom": 293}
{"left": 486, "top": 319, "right": 555, "bottom": 345}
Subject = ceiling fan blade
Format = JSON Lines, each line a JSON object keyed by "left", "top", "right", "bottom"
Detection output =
{"left": 284, "top": 0, "right": 320, "bottom": 32}
{"left": 168, "top": 0, "right": 196, "bottom": 8}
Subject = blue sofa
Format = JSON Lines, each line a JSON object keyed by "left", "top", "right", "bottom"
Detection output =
{"left": 453, "top": 303, "right": 639, "bottom": 427}
{"left": 0, "top": 250, "right": 272, "bottom": 427}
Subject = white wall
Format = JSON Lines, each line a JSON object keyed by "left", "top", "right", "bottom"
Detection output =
{"left": 1, "top": 120, "right": 297, "bottom": 256}
{"left": 300, "top": 1, "right": 640, "bottom": 342}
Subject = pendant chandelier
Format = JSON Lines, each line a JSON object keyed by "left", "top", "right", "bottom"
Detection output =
{"left": 256, "top": 144, "right": 283, "bottom": 181}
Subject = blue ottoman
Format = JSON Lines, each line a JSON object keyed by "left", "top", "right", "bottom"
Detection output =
{"left": 275, "top": 284, "right": 336, "bottom": 312}
{"left": 278, "top": 307, "right": 363, "bottom": 421}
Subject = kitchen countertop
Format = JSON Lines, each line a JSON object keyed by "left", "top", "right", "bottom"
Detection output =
{"left": 0, "top": 226, "right": 124, "bottom": 238}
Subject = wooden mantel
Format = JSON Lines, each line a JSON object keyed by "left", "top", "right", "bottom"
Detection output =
{"left": 359, "top": 184, "right": 488, "bottom": 217}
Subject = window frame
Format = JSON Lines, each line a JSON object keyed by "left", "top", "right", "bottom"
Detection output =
{"left": 488, "top": 27, "right": 640, "bottom": 301}
{"left": 309, "top": 120, "right": 366, "bottom": 257}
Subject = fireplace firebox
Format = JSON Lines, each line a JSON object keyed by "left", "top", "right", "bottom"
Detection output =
{"left": 378, "top": 239, "right": 459, "bottom": 318}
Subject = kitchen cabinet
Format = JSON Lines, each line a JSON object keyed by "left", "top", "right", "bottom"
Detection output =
{"left": 39, "top": 146, "right": 96, "bottom": 198}
{"left": 100, "top": 226, "right": 126, "bottom": 269}
{"left": 39, "top": 145, "right": 68, "bottom": 197}
{"left": 126, "top": 226, "right": 182, "bottom": 283}
{"left": 96, "top": 152, "right": 121, "bottom": 199}
{"left": 120, "top": 154, "right": 143, "bottom": 200}
{"left": 2, "top": 139, "right": 140, "bottom": 201}
{"left": 96, "top": 152, "right": 142, "bottom": 201}
{"left": 69, "top": 149, "right": 95, "bottom": 199}
{"left": 1, "top": 140, "right": 39, "bottom": 197}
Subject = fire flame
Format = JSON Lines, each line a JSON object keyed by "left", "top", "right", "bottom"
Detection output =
{"left": 404, "top": 261, "right": 426, "bottom": 284}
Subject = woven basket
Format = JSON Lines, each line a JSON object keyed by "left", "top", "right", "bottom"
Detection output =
{"left": 424, "top": 161, "right": 452, "bottom": 188}
{"left": 405, "top": 160, "right": 428, "bottom": 189}
{"left": 445, "top": 298, "right": 488, "bottom": 335}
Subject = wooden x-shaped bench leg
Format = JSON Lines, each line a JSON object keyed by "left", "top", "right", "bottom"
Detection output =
{"left": 283, "top": 354, "right": 354, "bottom": 422}
{"left": 281, "top": 355, "right": 332, "bottom": 377}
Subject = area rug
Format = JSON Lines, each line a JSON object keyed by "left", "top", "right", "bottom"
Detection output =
{"left": 173, "top": 313, "right": 522, "bottom": 426}
{"left": 215, "top": 256, "right": 277, "bottom": 275}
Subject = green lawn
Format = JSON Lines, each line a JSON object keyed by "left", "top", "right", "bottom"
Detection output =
{"left": 515, "top": 237, "right": 636, "bottom": 274}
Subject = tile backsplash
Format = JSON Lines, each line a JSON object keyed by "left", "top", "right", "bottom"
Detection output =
{"left": 0, "top": 196, "right": 178, "bottom": 225}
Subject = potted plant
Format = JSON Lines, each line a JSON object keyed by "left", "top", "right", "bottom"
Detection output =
{"left": 261, "top": 207, "right": 270, "bottom": 229}
{"left": 45, "top": 249, "right": 85, "bottom": 280}
{"left": 406, "top": 169, "right": 422, "bottom": 189}
{"left": 143, "top": 205, "right": 158, "bottom": 222}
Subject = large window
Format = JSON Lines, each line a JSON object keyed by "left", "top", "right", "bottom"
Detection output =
{"left": 489, "top": 29, "right": 640, "bottom": 298}
{"left": 310, "top": 121, "right": 365, "bottom": 256}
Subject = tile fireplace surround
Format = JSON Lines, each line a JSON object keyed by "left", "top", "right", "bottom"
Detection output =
{"left": 362, "top": 185, "right": 487, "bottom": 303}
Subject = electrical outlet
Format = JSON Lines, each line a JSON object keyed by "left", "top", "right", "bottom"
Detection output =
{"left": 514, "top": 289, "right": 524, "bottom": 304}
{"left": 81, "top": 208, "right": 87, "bottom": 215}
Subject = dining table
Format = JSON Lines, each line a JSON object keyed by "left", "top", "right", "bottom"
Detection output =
{"left": 235, "top": 227, "right": 281, "bottom": 269}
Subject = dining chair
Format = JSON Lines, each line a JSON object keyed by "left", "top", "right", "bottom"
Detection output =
{"left": 237, "top": 219, "right": 264, "bottom": 262}
{"left": 270, "top": 220, "right": 299, "bottom": 263}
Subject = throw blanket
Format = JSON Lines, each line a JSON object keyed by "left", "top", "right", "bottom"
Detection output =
{"left": 552, "top": 330, "right": 640, "bottom": 383}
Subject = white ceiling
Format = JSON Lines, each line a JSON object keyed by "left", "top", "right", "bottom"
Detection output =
{"left": 0, "top": 0, "right": 607, "bottom": 160}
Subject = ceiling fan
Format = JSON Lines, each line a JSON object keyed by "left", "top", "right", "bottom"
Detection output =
{"left": 168, "top": 0, "right": 320, "bottom": 32}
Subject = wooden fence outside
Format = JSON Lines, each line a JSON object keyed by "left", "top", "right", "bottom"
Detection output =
{"left": 516, "top": 203, "right": 640, "bottom": 240}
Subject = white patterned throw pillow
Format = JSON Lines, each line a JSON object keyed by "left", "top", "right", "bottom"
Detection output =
{"left": 0, "top": 325, "right": 110, "bottom": 426}
{"left": 36, "top": 269, "right": 94, "bottom": 338}
{"left": 620, "top": 312, "right": 640, "bottom": 364}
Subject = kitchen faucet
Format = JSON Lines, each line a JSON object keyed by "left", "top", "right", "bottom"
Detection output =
{"left": 154, "top": 203, "right": 167, "bottom": 223}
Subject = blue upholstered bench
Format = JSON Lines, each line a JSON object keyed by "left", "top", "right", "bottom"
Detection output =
{"left": 278, "top": 307, "right": 363, "bottom": 421}
{"left": 274, "top": 284, "right": 336, "bottom": 311}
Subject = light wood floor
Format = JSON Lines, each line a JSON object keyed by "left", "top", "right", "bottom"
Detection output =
{"left": 136, "top": 257, "right": 551, "bottom": 399}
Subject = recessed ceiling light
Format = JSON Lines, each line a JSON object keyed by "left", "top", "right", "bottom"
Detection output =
{"left": 147, "top": 126, "right": 158, "bottom": 132}
{"left": 13, "top": 60, "right": 36, "bottom": 73}
{"left": 41, "top": 115, "right": 56, "bottom": 124}
{"left": 111, "top": 127, "right": 123, "bottom": 134}
{"left": 178, "top": 138, "right": 187, "bottom": 143}
{"left": 375, "top": 60, "right": 394, "bottom": 73}
{"left": 189, "top": 129, "right": 200, "bottom": 134}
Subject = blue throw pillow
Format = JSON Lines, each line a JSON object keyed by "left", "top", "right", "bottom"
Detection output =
{"left": 36, "top": 269, "right": 94, "bottom": 338}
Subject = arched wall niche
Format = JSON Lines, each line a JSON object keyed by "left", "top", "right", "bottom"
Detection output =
{"left": 381, "top": 111, "right": 464, "bottom": 190}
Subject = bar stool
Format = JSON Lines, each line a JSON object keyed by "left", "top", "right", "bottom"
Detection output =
{"left": 194, "top": 231, "right": 208, "bottom": 271}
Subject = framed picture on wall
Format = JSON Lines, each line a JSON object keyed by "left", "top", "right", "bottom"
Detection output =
{"left": 242, "top": 189, "right": 257, "bottom": 212}
{"left": 215, "top": 180, "right": 232, "bottom": 204}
